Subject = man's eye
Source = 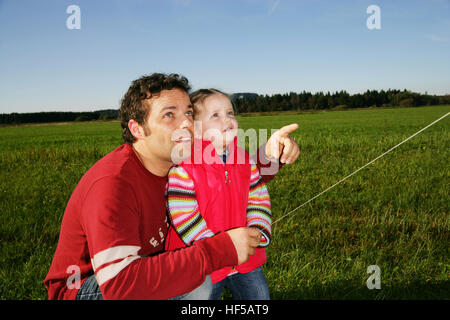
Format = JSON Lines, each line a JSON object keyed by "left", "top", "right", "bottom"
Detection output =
{"left": 186, "top": 110, "right": 193, "bottom": 117}
{"left": 164, "top": 112, "right": 173, "bottom": 118}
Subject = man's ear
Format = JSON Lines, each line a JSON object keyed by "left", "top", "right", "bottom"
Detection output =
{"left": 128, "top": 119, "right": 146, "bottom": 141}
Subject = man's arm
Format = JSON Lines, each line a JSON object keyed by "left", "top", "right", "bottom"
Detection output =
{"left": 81, "top": 176, "right": 236, "bottom": 300}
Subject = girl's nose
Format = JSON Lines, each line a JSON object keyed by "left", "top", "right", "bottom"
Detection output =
{"left": 223, "top": 115, "right": 231, "bottom": 125}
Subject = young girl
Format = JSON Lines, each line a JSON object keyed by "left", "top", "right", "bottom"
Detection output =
{"left": 165, "top": 89, "right": 272, "bottom": 300}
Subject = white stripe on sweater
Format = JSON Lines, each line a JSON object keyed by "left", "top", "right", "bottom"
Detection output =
{"left": 95, "top": 255, "right": 141, "bottom": 286}
{"left": 91, "top": 245, "right": 141, "bottom": 286}
{"left": 91, "top": 245, "right": 141, "bottom": 272}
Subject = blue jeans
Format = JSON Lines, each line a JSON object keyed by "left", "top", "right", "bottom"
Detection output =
{"left": 76, "top": 274, "right": 103, "bottom": 300}
{"left": 168, "top": 275, "right": 212, "bottom": 300}
{"left": 76, "top": 274, "right": 212, "bottom": 300}
{"left": 210, "top": 267, "right": 270, "bottom": 300}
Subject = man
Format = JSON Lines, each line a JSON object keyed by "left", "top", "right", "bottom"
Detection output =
{"left": 44, "top": 73, "right": 300, "bottom": 300}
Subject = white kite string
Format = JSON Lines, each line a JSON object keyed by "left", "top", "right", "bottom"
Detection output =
{"left": 272, "top": 111, "right": 449, "bottom": 225}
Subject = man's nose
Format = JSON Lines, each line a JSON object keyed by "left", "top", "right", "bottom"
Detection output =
{"left": 179, "top": 116, "right": 193, "bottom": 129}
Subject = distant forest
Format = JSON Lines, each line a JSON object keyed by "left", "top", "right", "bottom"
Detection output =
{"left": 0, "top": 109, "right": 119, "bottom": 125}
{"left": 1, "top": 89, "right": 449, "bottom": 125}
{"left": 231, "top": 89, "right": 450, "bottom": 113}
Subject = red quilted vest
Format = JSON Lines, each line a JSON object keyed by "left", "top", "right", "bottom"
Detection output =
{"left": 165, "top": 137, "right": 266, "bottom": 283}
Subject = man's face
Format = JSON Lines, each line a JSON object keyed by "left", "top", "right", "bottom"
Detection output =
{"left": 139, "top": 88, "right": 194, "bottom": 164}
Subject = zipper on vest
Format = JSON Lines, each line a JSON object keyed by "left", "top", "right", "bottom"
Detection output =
{"left": 224, "top": 170, "right": 230, "bottom": 185}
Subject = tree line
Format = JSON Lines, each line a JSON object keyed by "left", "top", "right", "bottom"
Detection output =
{"left": 231, "top": 89, "right": 450, "bottom": 114}
{"left": 0, "top": 109, "right": 118, "bottom": 125}
{"left": 1, "top": 89, "right": 449, "bottom": 125}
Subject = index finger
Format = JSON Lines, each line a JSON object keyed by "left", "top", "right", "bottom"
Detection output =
{"left": 278, "top": 123, "right": 299, "bottom": 138}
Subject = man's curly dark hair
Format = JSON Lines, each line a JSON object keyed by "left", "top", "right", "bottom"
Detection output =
{"left": 119, "top": 73, "right": 191, "bottom": 144}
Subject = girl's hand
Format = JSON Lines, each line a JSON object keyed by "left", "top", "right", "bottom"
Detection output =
{"left": 265, "top": 123, "right": 300, "bottom": 164}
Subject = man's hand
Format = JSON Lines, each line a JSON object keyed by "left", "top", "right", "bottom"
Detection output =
{"left": 265, "top": 123, "right": 300, "bottom": 164}
{"left": 226, "top": 227, "right": 261, "bottom": 265}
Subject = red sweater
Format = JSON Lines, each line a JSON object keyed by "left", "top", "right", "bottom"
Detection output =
{"left": 44, "top": 144, "right": 237, "bottom": 300}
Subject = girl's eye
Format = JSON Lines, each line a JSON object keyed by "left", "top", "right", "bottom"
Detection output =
{"left": 212, "top": 113, "right": 219, "bottom": 118}
{"left": 186, "top": 111, "right": 193, "bottom": 117}
{"left": 228, "top": 111, "right": 235, "bottom": 117}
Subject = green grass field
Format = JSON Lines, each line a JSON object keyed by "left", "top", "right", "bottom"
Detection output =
{"left": 0, "top": 105, "right": 449, "bottom": 299}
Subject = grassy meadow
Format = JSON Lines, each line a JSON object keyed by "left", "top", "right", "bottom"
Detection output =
{"left": 0, "top": 105, "right": 449, "bottom": 299}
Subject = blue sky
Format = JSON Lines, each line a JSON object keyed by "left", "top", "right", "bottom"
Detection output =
{"left": 0, "top": 0, "right": 449, "bottom": 113}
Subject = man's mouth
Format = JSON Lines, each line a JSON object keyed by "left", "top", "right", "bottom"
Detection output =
{"left": 171, "top": 128, "right": 193, "bottom": 144}
{"left": 173, "top": 136, "right": 192, "bottom": 143}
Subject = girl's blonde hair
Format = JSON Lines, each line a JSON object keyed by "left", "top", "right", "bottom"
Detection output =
{"left": 189, "top": 88, "right": 236, "bottom": 116}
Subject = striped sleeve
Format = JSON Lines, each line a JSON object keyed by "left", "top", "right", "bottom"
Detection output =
{"left": 247, "top": 164, "right": 272, "bottom": 248}
{"left": 167, "top": 166, "right": 215, "bottom": 245}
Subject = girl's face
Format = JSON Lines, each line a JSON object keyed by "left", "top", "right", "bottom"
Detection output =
{"left": 195, "top": 93, "right": 238, "bottom": 153}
